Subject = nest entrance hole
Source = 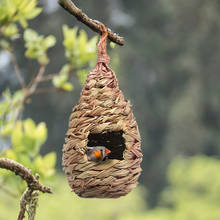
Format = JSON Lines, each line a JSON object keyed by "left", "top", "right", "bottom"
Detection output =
{"left": 88, "top": 131, "right": 125, "bottom": 160}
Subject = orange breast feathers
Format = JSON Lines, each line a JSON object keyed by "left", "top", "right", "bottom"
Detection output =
{"left": 93, "top": 150, "right": 103, "bottom": 159}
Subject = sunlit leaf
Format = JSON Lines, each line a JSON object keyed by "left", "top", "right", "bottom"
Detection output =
{"left": 43, "top": 35, "right": 56, "bottom": 48}
{"left": 17, "top": 153, "right": 32, "bottom": 168}
{"left": 5, "top": 149, "right": 17, "bottom": 161}
{"left": 62, "top": 25, "right": 97, "bottom": 71}
{"left": 33, "top": 152, "right": 56, "bottom": 178}
{"left": 1, "top": 122, "right": 13, "bottom": 136}
{"left": 61, "top": 82, "right": 74, "bottom": 91}
{"left": 23, "top": 118, "right": 36, "bottom": 137}
{"left": 52, "top": 72, "right": 68, "bottom": 88}
{"left": 24, "top": 28, "right": 38, "bottom": 41}
{"left": 24, "top": 28, "right": 56, "bottom": 64}
{"left": 110, "top": 42, "right": 116, "bottom": 48}
{"left": 34, "top": 122, "right": 47, "bottom": 145}
{"left": 44, "top": 152, "right": 56, "bottom": 169}
{"left": 0, "top": 39, "right": 11, "bottom": 50}
{"left": 1, "top": 23, "right": 18, "bottom": 38}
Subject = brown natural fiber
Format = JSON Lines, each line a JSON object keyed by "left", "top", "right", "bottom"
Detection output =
{"left": 62, "top": 23, "right": 142, "bottom": 198}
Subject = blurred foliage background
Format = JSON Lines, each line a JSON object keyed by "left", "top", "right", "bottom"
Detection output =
{"left": 1, "top": 0, "right": 220, "bottom": 219}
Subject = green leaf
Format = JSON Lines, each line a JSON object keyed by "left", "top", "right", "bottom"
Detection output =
{"left": 42, "top": 152, "right": 56, "bottom": 177}
{"left": 62, "top": 25, "right": 78, "bottom": 50}
{"left": 60, "top": 64, "right": 70, "bottom": 74}
{"left": 43, "top": 35, "right": 56, "bottom": 48}
{"left": 110, "top": 42, "right": 116, "bottom": 48}
{"left": 61, "top": 82, "right": 73, "bottom": 91}
{"left": 0, "top": 0, "right": 42, "bottom": 28}
{"left": 33, "top": 152, "right": 56, "bottom": 178}
{"left": 1, "top": 23, "right": 18, "bottom": 38}
{"left": 18, "top": 17, "right": 28, "bottom": 28}
{"left": 17, "top": 153, "right": 32, "bottom": 168}
{"left": 22, "top": 118, "right": 38, "bottom": 156}
{"left": 34, "top": 122, "right": 47, "bottom": 145}
{"left": 33, "top": 155, "right": 44, "bottom": 173}
{"left": 0, "top": 89, "right": 25, "bottom": 128}
{"left": 52, "top": 72, "right": 68, "bottom": 88}
{"left": 38, "top": 55, "right": 49, "bottom": 65}
{"left": 78, "top": 29, "right": 88, "bottom": 54}
{"left": 52, "top": 65, "right": 73, "bottom": 91}
{"left": 5, "top": 149, "right": 17, "bottom": 161}
{"left": 0, "top": 166, "right": 12, "bottom": 176}
{"left": 22, "top": 135, "right": 36, "bottom": 156}
{"left": 24, "top": 28, "right": 38, "bottom": 41}
{"left": 0, "top": 39, "right": 11, "bottom": 50}
{"left": 25, "top": 8, "right": 42, "bottom": 19}
{"left": 1, "top": 122, "right": 13, "bottom": 136}
{"left": 62, "top": 25, "right": 97, "bottom": 69}
{"left": 43, "top": 152, "right": 56, "bottom": 169}
{"left": 9, "top": 119, "right": 47, "bottom": 157}
{"left": 24, "top": 28, "right": 56, "bottom": 65}
{"left": 22, "top": 121, "right": 47, "bottom": 158}
{"left": 23, "top": 118, "right": 36, "bottom": 137}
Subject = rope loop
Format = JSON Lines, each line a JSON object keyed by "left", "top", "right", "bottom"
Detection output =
{"left": 97, "top": 22, "right": 110, "bottom": 65}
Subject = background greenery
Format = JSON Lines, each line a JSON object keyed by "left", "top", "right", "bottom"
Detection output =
{"left": 1, "top": 0, "right": 220, "bottom": 219}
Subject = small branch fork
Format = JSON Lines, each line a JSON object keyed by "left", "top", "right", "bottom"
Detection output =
{"left": 58, "top": 0, "right": 124, "bottom": 46}
{"left": 0, "top": 158, "right": 52, "bottom": 220}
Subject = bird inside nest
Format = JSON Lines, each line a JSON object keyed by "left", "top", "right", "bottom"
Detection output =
{"left": 86, "top": 146, "right": 111, "bottom": 162}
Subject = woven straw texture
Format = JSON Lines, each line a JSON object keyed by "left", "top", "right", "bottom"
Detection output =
{"left": 63, "top": 26, "right": 142, "bottom": 198}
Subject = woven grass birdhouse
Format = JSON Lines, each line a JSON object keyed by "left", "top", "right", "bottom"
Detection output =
{"left": 63, "top": 23, "right": 142, "bottom": 198}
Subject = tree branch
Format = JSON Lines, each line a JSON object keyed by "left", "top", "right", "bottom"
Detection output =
{"left": 0, "top": 158, "right": 52, "bottom": 193}
{"left": 58, "top": 0, "right": 124, "bottom": 46}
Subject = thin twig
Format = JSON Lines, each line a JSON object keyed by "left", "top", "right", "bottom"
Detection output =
{"left": 0, "top": 158, "right": 52, "bottom": 193}
{"left": 14, "top": 65, "right": 46, "bottom": 121}
{"left": 58, "top": 0, "right": 124, "bottom": 46}
{"left": 28, "top": 65, "right": 46, "bottom": 96}
{"left": 10, "top": 51, "right": 26, "bottom": 89}
{"left": 13, "top": 65, "right": 46, "bottom": 122}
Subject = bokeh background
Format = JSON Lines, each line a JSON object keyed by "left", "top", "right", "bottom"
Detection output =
{"left": 1, "top": 0, "right": 220, "bottom": 219}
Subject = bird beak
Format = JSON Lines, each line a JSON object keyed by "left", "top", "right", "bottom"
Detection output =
{"left": 105, "top": 148, "right": 111, "bottom": 155}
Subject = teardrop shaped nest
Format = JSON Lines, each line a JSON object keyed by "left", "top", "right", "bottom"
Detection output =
{"left": 62, "top": 24, "right": 142, "bottom": 198}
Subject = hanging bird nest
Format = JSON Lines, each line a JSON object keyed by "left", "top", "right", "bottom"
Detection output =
{"left": 63, "top": 23, "right": 142, "bottom": 198}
